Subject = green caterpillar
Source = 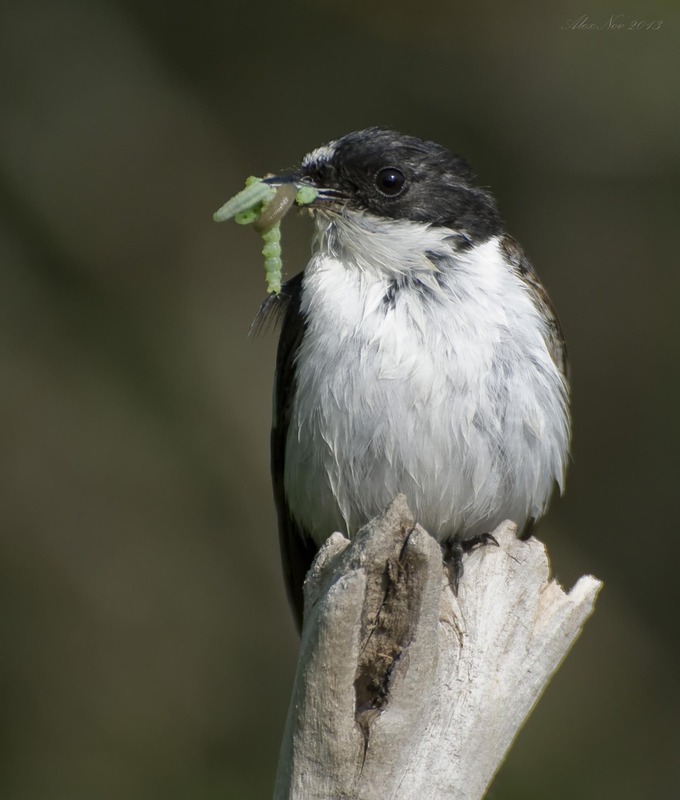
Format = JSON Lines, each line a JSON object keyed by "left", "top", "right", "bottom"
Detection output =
{"left": 213, "top": 176, "right": 274, "bottom": 222}
{"left": 213, "top": 177, "right": 318, "bottom": 295}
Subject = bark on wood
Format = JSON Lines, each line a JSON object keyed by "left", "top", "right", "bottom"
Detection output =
{"left": 274, "top": 495, "right": 602, "bottom": 800}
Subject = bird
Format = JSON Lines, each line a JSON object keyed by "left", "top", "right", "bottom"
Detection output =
{"left": 255, "top": 128, "right": 571, "bottom": 631}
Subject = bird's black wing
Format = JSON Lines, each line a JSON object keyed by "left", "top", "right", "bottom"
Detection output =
{"left": 254, "top": 272, "right": 319, "bottom": 632}
{"left": 499, "top": 235, "right": 569, "bottom": 379}
{"left": 499, "top": 235, "right": 569, "bottom": 540}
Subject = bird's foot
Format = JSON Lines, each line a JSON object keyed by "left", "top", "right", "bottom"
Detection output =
{"left": 442, "top": 533, "right": 499, "bottom": 595}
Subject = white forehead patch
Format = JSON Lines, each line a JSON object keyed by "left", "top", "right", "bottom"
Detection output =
{"left": 301, "top": 141, "right": 338, "bottom": 169}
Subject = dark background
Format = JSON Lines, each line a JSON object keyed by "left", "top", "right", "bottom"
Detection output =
{"left": 1, "top": 1, "right": 678, "bottom": 798}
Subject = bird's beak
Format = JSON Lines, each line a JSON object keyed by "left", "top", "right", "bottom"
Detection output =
{"left": 261, "top": 173, "right": 299, "bottom": 188}
{"left": 262, "top": 173, "right": 344, "bottom": 209}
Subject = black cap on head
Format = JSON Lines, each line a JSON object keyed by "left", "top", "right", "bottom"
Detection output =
{"left": 300, "top": 127, "right": 503, "bottom": 243}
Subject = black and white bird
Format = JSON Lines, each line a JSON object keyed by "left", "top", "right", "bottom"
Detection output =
{"left": 256, "top": 128, "right": 571, "bottom": 630}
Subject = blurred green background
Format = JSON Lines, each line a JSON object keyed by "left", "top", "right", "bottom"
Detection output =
{"left": 1, "top": 1, "right": 678, "bottom": 798}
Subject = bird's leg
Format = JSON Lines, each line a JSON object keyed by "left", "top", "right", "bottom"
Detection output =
{"left": 442, "top": 533, "right": 499, "bottom": 594}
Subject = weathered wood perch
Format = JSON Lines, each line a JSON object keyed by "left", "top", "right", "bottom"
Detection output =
{"left": 274, "top": 495, "right": 602, "bottom": 800}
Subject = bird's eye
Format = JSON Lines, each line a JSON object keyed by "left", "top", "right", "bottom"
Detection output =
{"left": 375, "top": 167, "right": 405, "bottom": 196}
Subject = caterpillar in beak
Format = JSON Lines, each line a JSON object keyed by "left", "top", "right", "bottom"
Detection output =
{"left": 213, "top": 177, "right": 318, "bottom": 294}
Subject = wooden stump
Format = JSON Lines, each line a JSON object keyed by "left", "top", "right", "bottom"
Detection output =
{"left": 274, "top": 495, "right": 602, "bottom": 800}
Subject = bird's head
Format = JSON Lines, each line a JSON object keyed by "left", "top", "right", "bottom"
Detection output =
{"left": 265, "top": 127, "right": 502, "bottom": 246}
